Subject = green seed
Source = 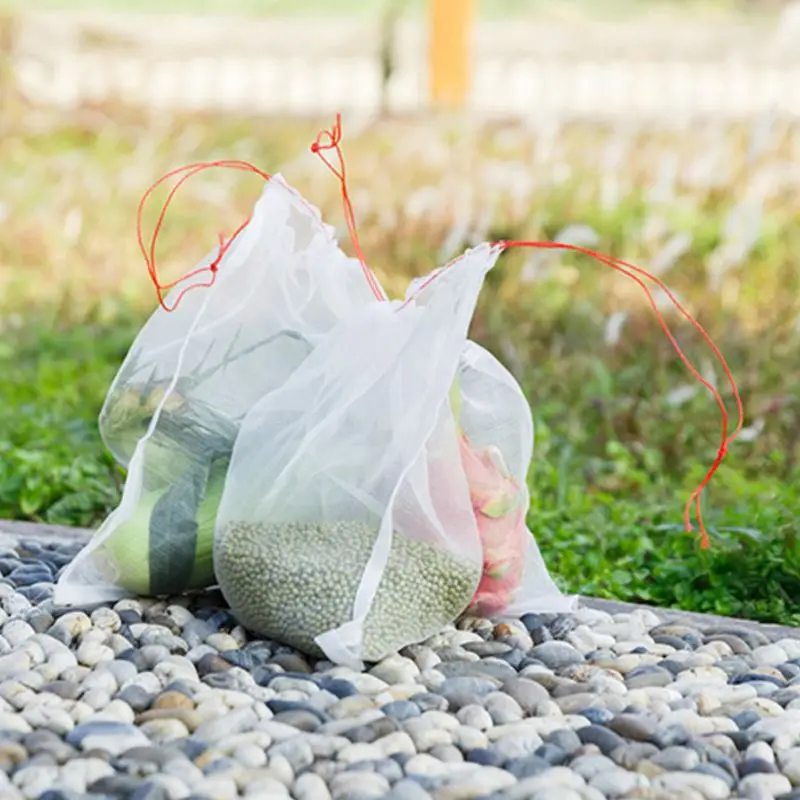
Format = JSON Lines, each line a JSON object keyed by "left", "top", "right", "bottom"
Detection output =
{"left": 215, "top": 519, "right": 480, "bottom": 662}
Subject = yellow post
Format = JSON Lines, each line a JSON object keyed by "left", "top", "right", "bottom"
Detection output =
{"left": 429, "top": 0, "right": 474, "bottom": 110}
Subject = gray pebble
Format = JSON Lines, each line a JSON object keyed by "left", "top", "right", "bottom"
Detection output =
{"left": 98, "top": 659, "right": 139, "bottom": 687}
{"left": 692, "top": 761, "right": 738, "bottom": 789}
{"left": 382, "top": 701, "right": 421, "bottom": 722}
{"left": 272, "top": 710, "right": 322, "bottom": 732}
{"left": 626, "top": 665, "right": 674, "bottom": 689}
{"left": 437, "top": 677, "right": 501, "bottom": 710}
{"left": 501, "top": 677, "right": 549, "bottom": 716}
{"left": 576, "top": 725, "right": 626, "bottom": 756}
{"left": 436, "top": 660, "right": 516, "bottom": 682}
{"left": 547, "top": 729, "right": 583, "bottom": 755}
{"left": 608, "top": 712, "right": 658, "bottom": 741}
{"left": 39, "top": 680, "right": 81, "bottom": 700}
{"left": 652, "top": 723, "right": 691, "bottom": 748}
{"left": 116, "top": 685, "right": 153, "bottom": 713}
{"left": 610, "top": 741, "right": 659, "bottom": 769}
{"left": 650, "top": 745, "right": 701, "bottom": 771}
{"left": 535, "top": 742, "right": 569, "bottom": 765}
{"left": 411, "top": 693, "right": 448, "bottom": 713}
{"left": 505, "top": 753, "right": 552, "bottom": 779}
{"left": 738, "top": 757, "right": 778, "bottom": 778}
{"left": 344, "top": 717, "right": 399, "bottom": 744}
{"left": 529, "top": 641, "right": 584, "bottom": 670}
{"left": 483, "top": 692, "right": 523, "bottom": 724}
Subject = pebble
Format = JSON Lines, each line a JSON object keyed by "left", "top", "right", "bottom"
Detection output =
{"left": 576, "top": 725, "right": 626, "bottom": 755}
{"left": 529, "top": 642, "right": 584, "bottom": 670}
{"left": 651, "top": 771, "right": 733, "bottom": 798}
{"left": 3, "top": 542, "right": 800, "bottom": 799}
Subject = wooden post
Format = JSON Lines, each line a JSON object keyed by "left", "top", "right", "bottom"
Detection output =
{"left": 429, "top": 0, "right": 474, "bottom": 110}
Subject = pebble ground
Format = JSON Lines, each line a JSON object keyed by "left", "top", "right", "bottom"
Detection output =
{"left": 2, "top": 538, "right": 800, "bottom": 800}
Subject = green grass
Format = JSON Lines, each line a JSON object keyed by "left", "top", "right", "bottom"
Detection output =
{"left": 2, "top": 108, "right": 799, "bottom": 625}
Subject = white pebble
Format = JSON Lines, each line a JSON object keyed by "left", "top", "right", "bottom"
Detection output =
{"left": 746, "top": 741, "right": 775, "bottom": 764}
{"left": 113, "top": 599, "right": 142, "bottom": 614}
{"left": 2, "top": 620, "right": 35, "bottom": 647}
{"left": 165, "top": 605, "right": 195, "bottom": 627}
{"left": 750, "top": 710, "right": 800, "bottom": 749}
{"left": 776, "top": 638, "right": 800, "bottom": 660}
{"left": 269, "top": 676, "right": 319, "bottom": 695}
{"left": 67, "top": 701, "right": 95, "bottom": 724}
{"left": 330, "top": 771, "right": 390, "bottom": 799}
{"left": 140, "top": 719, "right": 191, "bottom": 744}
{"left": 91, "top": 699, "right": 135, "bottom": 724}
{"left": 404, "top": 721, "right": 451, "bottom": 751}
{"left": 375, "top": 731, "right": 416, "bottom": 758}
{"left": 205, "top": 633, "right": 240, "bottom": 652}
{"left": 405, "top": 753, "right": 448, "bottom": 777}
{"left": 12, "top": 764, "right": 58, "bottom": 798}
{"left": 148, "top": 774, "right": 193, "bottom": 798}
{"left": 18, "top": 641, "right": 45, "bottom": 667}
{"left": 752, "top": 644, "right": 789, "bottom": 667}
{"left": 243, "top": 775, "right": 290, "bottom": 798}
{"left": 76, "top": 641, "right": 114, "bottom": 668}
{"left": 369, "top": 654, "right": 420, "bottom": 685}
{"left": 131, "top": 672, "right": 163, "bottom": 695}
{"left": 53, "top": 612, "right": 91, "bottom": 639}
{"left": 49, "top": 651, "right": 78, "bottom": 677}
{"left": 3, "top": 593, "right": 31, "bottom": 617}
{"left": 451, "top": 724, "right": 488, "bottom": 751}
{"left": 218, "top": 688, "right": 256, "bottom": 708}
{"left": 107, "top": 634, "right": 134, "bottom": 657}
{"left": 0, "top": 651, "right": 31, "bottom": 679}
{"left": 81, "top": 688, "right": 111, "bottom": 711}
{"left": 235, "top": 744, "right": 267, "bottom": 768}
{"left": 186, "top": 645, "right": 217, "bottom": 664}
{"left": 191, "top": 776, "right": 238, "bottom": 800}
{"left": 652, "top": 771, "right": 731, "bottom": 799}
{"left": 420, "top": 668, "right": 446, "bottom": 690}
{"left": 153, "top": 658, "right": 198, "bottom": 686}
{"left": 90, "top": 608, "right": 121, "bottom": 633}
{"left": 420, "top": 710, "right": 460, "bottom": 731}
{"left": 82, "top": 670, "right": 118, "bottom": 695}
{"left": 0, "top": 681, "right": 34, "bottom": 710}
{"left": 21, "top": 706, "right": 74, "bottom": 735}
{"left": 590, "top": 769, "right": 650, "bottom": 797}
{"left": 292, "top": 772, "right": 331, "bottom": 800}
{"left": 56, "top": 757, "right": 114, "bottom": 793}
{"left": 266, "top": 753, "right": 294, "bottom": 786}
{"left": 337, "top": 742, "right": 383, "bottom": 764}
{"left": 330, "top": 670, "right": 388, "bottom": 696}
{"left": 738, "top": 773, "right": 791, "bottom": 799}
{"left": 456, "top": 765, "right": 534, "bottom": 799}
{"left": 0, "top": 711, "right": 31, "bottom": 733}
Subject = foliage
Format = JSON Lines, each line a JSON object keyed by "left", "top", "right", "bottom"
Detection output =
{"left": 1, "top": 110, "right": 799, "bottom": 624}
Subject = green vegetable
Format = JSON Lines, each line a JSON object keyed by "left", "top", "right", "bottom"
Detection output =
{"left": 102, "top": 454, "right": 227, "bottom": 595}
{"left": 215, "top": 518, "right": 480, "bottom": 662}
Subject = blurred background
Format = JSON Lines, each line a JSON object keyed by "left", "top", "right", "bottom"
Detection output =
{"left": 1, "top": 0, "right": 799, "bottom": 623}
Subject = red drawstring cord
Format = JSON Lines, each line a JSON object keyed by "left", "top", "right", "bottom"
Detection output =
{"left": 136, "top": 114, "right": 744, "bottom": 547}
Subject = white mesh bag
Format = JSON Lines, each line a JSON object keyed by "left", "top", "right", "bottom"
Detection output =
{"left": 54, "top": 174, "right": 379, "bottom": 605}
{"left": 213, "top": 242, "right": 575, "bottom": 669}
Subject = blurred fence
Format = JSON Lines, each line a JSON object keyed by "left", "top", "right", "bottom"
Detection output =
{"left": 7, "top": 7, "right": 800, "bottom": 122}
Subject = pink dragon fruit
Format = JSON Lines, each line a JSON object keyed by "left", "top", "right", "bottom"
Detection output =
{"left": 450, "top": 377, "right": 530, "bottom": 616}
